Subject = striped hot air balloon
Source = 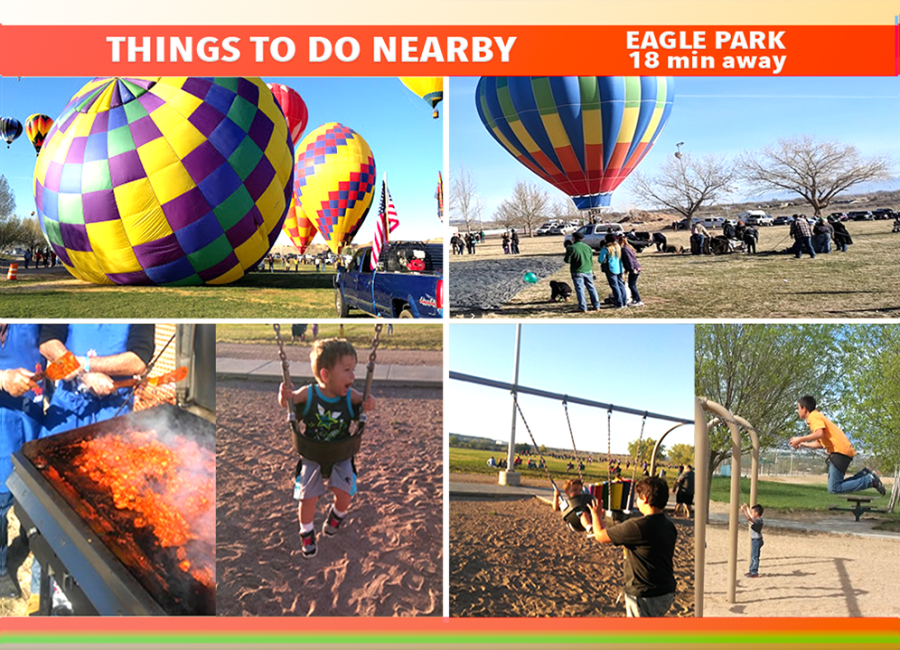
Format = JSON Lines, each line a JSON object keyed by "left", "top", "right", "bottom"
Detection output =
{"left": 293, "top": 123, "right": 376, "bottom": 256}
{"left": 399, "top": 77, "right": 443, "bottom": 119}
{"left": 475, "top": 76, "right": 675, "bottom": 209}
{"left": 0, "top": 116, "right": 23, "bottom": 148}
{"left": 282, "top": 195, "right": 318, "bottom": 255}
{"left": 266, "top": 83, "right": 308, "bottom": 147}
{"left": 25, "top": 114, "right": 54, "bottom": 155}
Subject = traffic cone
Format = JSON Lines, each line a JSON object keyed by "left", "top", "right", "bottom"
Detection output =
{"left": 6, "top": 263, "right": 18, "bottom": 280}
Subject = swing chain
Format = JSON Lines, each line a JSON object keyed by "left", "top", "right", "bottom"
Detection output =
{"left": 562, "top": 398, "right": 584, "bottom": 485}
{"left": 629, "top": 412, "right": 648, "bottom": 487}
{"left": 512, "top": 392, "right": 559, "bottom": 493}
{"left": 272, "top": 324, "right": 296, "bottom": 424}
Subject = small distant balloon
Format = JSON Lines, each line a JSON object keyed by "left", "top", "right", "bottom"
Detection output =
{"left": 0, "top": 117, "right": 23, "bottom": 148}
{"left": 523, "top": 272, "right": 538, "bottom": 284}
{"left": 25, "top": 114, "right": 54, "bottom": 155}
{"left": 399, "top": 78, "right": 443, "bottom": 118}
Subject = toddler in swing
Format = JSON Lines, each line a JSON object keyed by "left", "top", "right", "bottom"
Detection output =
{"left": 278, "top": 338, "right": 376, "bottom": 558}
{"left": 552, "top": 478, "right": 595, "bottom": 534}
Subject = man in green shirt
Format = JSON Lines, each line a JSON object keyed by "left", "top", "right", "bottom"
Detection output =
{"left": 564, "top": 232, "right": 600, "bottom": 312}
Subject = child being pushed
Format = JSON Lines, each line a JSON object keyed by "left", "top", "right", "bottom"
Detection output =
{"left": 278, "top": 338, "right": 376, "bottom": 558}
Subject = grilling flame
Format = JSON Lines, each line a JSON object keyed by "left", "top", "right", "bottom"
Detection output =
{"left": 72, "top": 429, "right": 215, "bottom": 586}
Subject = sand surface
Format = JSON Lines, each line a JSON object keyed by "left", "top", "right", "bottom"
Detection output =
{"left": 449, "top": 494, "right": 694, "bottom": 617}
{"left": 702, "top": 503, "right": 900, "bottom": 617}
{"left": 216, "top": 380, "right": 443, "bottom": 616}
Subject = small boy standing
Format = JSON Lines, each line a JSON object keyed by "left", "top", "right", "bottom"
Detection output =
{"left": 279, "top": 339, "right": 376, "bottom": 558}
{"left": 741, "top": 503, "right": 764, "bottom": 578}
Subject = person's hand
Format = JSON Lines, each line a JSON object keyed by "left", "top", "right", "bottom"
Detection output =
{"left": 789, "top": 436, "right": 802, "bottom": 449}
{"left": 278, "top": 382, "right": 294, "bottom": 408}
{"left": 81, "top": 372, "right": 115, "bottom": 396}
{"left": 1, "top": 368, "right": 36, "bottom": 397}
{"left": 362, "top": 395, "right": 376, "bottom": 413}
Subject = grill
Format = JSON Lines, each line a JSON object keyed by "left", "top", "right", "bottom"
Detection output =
{"left": 9, "top": 403, "right": 215, "bottom": 616}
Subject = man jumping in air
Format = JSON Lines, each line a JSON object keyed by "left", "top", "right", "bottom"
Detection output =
{"left": 789, "top": 395, "right": 886, "bottom": 496}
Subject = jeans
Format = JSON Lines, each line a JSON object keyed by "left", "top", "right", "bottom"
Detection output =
{"left": 794, "top": 237, "right": 816, "bottom": 258}
{"left": 627, "top": 272, "right": 641, "bottom": 303}
{"left": 695, "top": 234, "right": 706, "bottom": 254}
{"left": 603, "top": 272, "right": 626, "bottom": 307}
{"left": 572, "top": 272, "right": 600, "bottom": 311}
{"left": 835, "top": 238, "right": 848, "bottom": 252}
{"left": 813, "top": 234, "right": 831, "bottom": 254}
{"left": 749, "top": 537, "right": 764, "bottom": 575}
{"left": 624, "top": 592, "right": 675, "bottom": 617}
{"left": 827, "top": 461, "right": 873, "bottom": 494}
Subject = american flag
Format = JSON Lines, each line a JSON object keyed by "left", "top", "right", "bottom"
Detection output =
{"left": 371, "top": 174, "right": 399, "bottom": 270}
{"left": 436, "top": 171, "right": 444, "bottom": 222}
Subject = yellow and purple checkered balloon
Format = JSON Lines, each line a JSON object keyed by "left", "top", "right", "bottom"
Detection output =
{"left": 33, "top": 77, "right": 294, "bottom": 285}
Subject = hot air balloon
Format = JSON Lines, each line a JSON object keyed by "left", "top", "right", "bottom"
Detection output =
{"left": 399, "top": 77, "right": 443, "bottom": 118}
{"left": 266, "top": 83, "right": 309, "bottom": 147}
{"left": 0, "top": 117, "right": 23, "bottom": 148}
{"left": 25, "top": 114, "right": 54, "bottom": 155}
{"left": 33, "top": 77, "right": 294, "bottom": 285}
{"left": 294, "top": 123, "right": 376, "bottom": 255}
{"left": 475, "top": 77, "right": 674, "bottom": 209}
{"left": 282, "top": 195, "right": 318, "bottom": 255}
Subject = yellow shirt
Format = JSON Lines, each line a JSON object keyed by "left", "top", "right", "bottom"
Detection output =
{"left": 806, "top": 410, "right": 855, "bottom": 457}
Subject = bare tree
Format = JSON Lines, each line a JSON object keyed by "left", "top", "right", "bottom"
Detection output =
{"left": 496, "top": 180, "right": 551, "bottom": 237}
{"left": 738, "top": 136, "right": 893, "bottom": 217}
{"left": 449, "top": 166, "right": 483, "bottom": 234}
{"left": 631, "top": 153, "right": 736, "bottom": 219}
{"left": 492, "top": 201, "right": 519, "bottom": 231}
{"left": 550, "top": 197, "right": 583, "bottom": 224}
{"left": 0, "top": 175, "right": 15, "bottom": 221}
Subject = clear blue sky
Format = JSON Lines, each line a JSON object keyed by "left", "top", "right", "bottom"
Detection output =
{"left": 449, "top": 76, "right": 900, "bottom": 220}
{"left": 448, "top": 323, "right": 695, "bottom": 455}
{"left": 0, "top": 76, "right": 443, "bottom": 243}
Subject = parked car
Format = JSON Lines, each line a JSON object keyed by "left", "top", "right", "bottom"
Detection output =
{"left": 563, "top": 223, "right": 625, "bottom": 250}
{"left": 871, "top": 208, "right": 895, "bottom": 220}
{"left": 334, "top": 242, "right": 443, "bottom": 319}
{"left": 772, "top": 216, "right": 793, "bottom": 226}
{"left": 549, "top": 223, "right": 577, "bottom": 236}
{"left": 738, "top": 210, "right": 774, "bottom": 226}
{"left": 848, "top": 211, "right": 874, "bottom": 221}
{"left": 535, "top": 222, "right": 557, "bottom": 236}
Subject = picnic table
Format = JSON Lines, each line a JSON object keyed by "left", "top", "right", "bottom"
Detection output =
{"left": 829, "top": 496, "right": 882, "bottom": 521}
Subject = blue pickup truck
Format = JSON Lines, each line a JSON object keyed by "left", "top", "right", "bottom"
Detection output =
{"left": 334, "top": 242, "right": 444, "bottom": 319}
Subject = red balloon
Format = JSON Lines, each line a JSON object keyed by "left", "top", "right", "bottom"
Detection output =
{"left": 266, "top": 83, "right": 309, "bottom": 147}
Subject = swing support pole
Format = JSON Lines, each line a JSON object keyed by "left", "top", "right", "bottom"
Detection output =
{"left": 501, "top": 324, "right": 523, "bottom": 487}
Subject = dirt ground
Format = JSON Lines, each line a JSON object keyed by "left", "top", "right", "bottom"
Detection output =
{"left": 449, "top": 492, "right": 695, "bottom": 617}
{"left": 0, "top": 510, "right": 34, "bottom": 617}
{"left": 702, "top": 501, "right": 900, "bottom": 617}
{"left": 216, "top": 380, "right": 443, "bottom": 616}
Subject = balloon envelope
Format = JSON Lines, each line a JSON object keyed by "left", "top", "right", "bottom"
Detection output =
{"left": 475, "top": 76, "right": 675, "bottom": 209}
{"left": 399, "top": 77, "right": 443, "bottom": 118}
{"left": 294, "top": 123, "right": 376, "bottom": 256}
{"left": 25, "top": 114, "right": 54, "bottom": 155}
{"left": 282, "top": 195, "right": 318, "bottom": 255}
{"left": 33, "top": 77, "right": 294, "bottom": 285}
{"left": 266, "top": 83, "right": 309, "bottom": 147}
{"left": 0, "top": 116, "right": 23, "bottom": 147}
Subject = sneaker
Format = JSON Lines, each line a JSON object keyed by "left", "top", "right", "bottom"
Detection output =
{"left": 300, "top": 529, "right": 318, "bottom": 557}
{"left": 322, "top": 507, "right": 346, "bottom": 537}
{"left": 631, "top": 301, "right": 645, "bottom": 307}
{"left": 744, "top": 572, "right": 759, "bottom": 578}
{"left": 871, "top": 472, "right": 886, "bottom": 496}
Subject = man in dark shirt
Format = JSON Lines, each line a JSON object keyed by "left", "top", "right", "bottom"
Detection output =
{"left": 563, "top": 232, "right": 600, "bottom": 312}
{"left": 588, "top": 476, "right": 677, "bottom": 617}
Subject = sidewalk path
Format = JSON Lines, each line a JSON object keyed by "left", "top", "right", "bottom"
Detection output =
{"left": 216, "top": 357, "right": 442, "bottom": 388}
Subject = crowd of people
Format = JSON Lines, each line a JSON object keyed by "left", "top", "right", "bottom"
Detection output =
{"left": 20, "top": 248, "right": 57, "bottom": 270}
{"left": 564, "top": 231, "right": 644, "bottom": 311}
{"left": 450, "top": 231, "right": 488, "bottom": 255}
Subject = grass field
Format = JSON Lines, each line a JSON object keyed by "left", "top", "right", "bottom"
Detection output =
{"left": 217, "top": 323, "right": 443, "bottom": 350}
{"left": 450, "top": 220, "right": 900, "bottom": 318}
{"left": 449, "top": 447, "right": 661, "bottom": 485}
{"left": 0, "top": 266, "right": 350, "bottom": 318}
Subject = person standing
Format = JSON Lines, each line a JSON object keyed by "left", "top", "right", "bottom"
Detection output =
{"left": 510, "top": 229, "right": 520, "bottom": 255}
{"left": 789, "top": 395, "right": 885, "bottom": 495}
{"left": 830, "top": 217, "right": 853, "bottom": 253}
{"left": 563, "top": 232, "right": 600, "bottom": 312}
{"left": 597, "top": 234, "right": 626, "bottom": 308}
{"left": 39, "top": 324, "right": 156, "bottom": 438}
{"left": 743, "top": 224, "right": 758, "bottom": 254}
{"left": 587, "top": 477, "right": 678, "bottom": 617}
{"left": 691, "top": 221, "right": 710, "bottom": 255}
{"left": 619, "top": 235, "right": 644, "bottom": 307}
{"left": 813, "top": 218, "right": 833, "bottom": 254}
{"left": 740, "top": 503, "right": 764, "bottom": 578}
{"left": 0, "top": 324, "right": 43, "bottom": 598}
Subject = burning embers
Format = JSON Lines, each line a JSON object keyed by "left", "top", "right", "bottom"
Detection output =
{"left": 31, "top": 421, "right": 216, "bottom": 615}
{"left": 72, "top": 430, "right": 215, "bottom": 587}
